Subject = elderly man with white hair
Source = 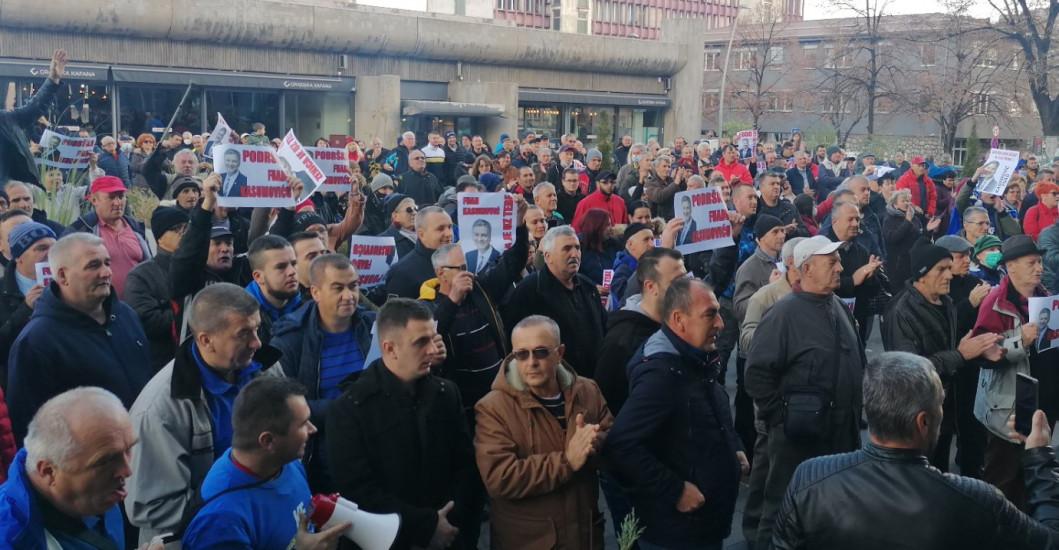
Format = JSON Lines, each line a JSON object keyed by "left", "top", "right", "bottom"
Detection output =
{"left": 503, "top": 225, "right": 606, "bottom": 378}
{"left": 7, "top": 233, "right": 151, "bottom": 443}
{"left": 143, "top": 139, "right": 202, "bottom": 200}
{"left": 96, "top": 135, "right": 132, "bottom": 188}
{"left": 0, "top": 387, "right": 161, "bottom": 549}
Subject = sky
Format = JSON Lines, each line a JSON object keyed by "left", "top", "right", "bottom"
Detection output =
{"left": 358, "top": 0, "right": 998, "bottom": 19}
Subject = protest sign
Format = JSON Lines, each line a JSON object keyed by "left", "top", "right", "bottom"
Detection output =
{"left": 37, "top": 129, "right": 94, "bottom": 170}
{"left": 868, "top": 165, "right": 895, "bottom": 181}
{"left": 601, "top": 269, "right": 614, "bottom": 308}
{"left": 672, "top": 187, "right": 734, "bottom": 255}
{"left": 277, "top": 130, "right": 326, "bottom": 203}
{"left": 1028, "top": 295, "right": 1059, "bottom": 352}
{"left": 212, "top": 144, "right": 295, "bottom": 208}
{"left": 458, "top": 193, "right": 516, "bottom": 273}
{"left": 305, "top": 146, "right": 352, "bottom": 193}
{"left": 349, "top": 235, "right": 400, "bottom": 289}
{"left": 735, "top": 129, "right": 758, "bottom": 159}
{"left": 204, "top": 113, "right": 241, "bottom": 159}
{"left": 35, "top": 262, "right": 52, "bottom": 287}
{"left": 975, "top": 148, "right": 1020, "bottom": 196}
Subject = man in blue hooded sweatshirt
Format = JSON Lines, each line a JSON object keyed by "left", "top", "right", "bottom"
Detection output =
{"left": 245, "top": 234, "right": 301, "bottom": 345}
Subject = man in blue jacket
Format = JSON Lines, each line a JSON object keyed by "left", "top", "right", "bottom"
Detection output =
{"left": 605, "top": 277, "right": 747, "bottom": 550}
{"left": 7, "top": 233, "right": 151, "bottom": 443}
{"left": 0, "top": 387, "right": 141, "bottom": 549}
{"left": 96, "top": 136, "right": 132, "bottom": 188}
{"left": 270, "top": 253, "right": 375, "bottom": 492}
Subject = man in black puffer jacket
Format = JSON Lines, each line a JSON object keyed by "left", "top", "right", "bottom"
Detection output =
{"left": 605, "top": 278, "right": 746, "bottom": 550}
{"left": 882, "top": 241, "right": 1004, "bottom": 473}
{"left": 772, "top": 351, "right": 1059, "bottom": 550}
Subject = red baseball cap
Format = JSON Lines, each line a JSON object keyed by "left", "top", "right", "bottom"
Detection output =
{"left": 90, "top": 176, "right": 126, "bottom": 195}
{"left": 911, "top": 156, "right": 927, "bottom": 166}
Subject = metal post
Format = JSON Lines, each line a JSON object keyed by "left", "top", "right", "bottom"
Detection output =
{"left": 717, "top": 5, "right": 742, "bottom": 137}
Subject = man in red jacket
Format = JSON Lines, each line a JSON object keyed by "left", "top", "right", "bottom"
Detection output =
{"left": 714, "top": 145, "right": 753, "bottom": 186}
{"left": 896, "top": 156, "right": 937, "bottom": 217}
{"left": 573, "top": 171, "right": 628, "bottom": 231}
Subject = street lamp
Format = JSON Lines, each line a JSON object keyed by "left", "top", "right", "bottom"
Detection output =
{"left": 717, "top": 1, "right": 749, "bottom": 137}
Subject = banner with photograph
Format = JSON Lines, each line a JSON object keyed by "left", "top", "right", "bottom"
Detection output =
{"left": 36, "top": 129, "right": 94, "bottom": 169}
{"left": 305, "top": 146, "right": 352, "bottom": 193}
{"left": 204, "top": 113, "right": 241, "bottom": 159}
{"left": 735, "top": 129, "right": 758, "bottom": 159}
{"left": 276, "top": 130, "right": 326, "bottom": 203}
{"left": 349, "top": 235, "right": 400, "bottom": 288}
{"left": 672, "top": 187, "right": 734, "bottom": 255}
{"left": 35, "top": 262, "right": 52, "bottom": 287}
{"left": 1028, "top": 295, "right": 1059, "bottom": 352}
{"left": 212, "top": 145, "right": 295, "bottom": 208}
{"left": 975, "top": 148, "right": 1020, "bottom": 196}
{"left": 458, "top": 193, "right": 516, "bottom": 273}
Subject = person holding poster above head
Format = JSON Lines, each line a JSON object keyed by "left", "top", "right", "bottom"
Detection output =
{"left": 220, "top": 148, "right": 250, "bottom": 198}
{"left": 467, "top": 219, "right": 501, "bottom": 274}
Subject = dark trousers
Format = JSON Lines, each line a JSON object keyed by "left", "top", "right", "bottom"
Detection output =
{"left": 735, "top": 355, "right": 757, "bottom": 466}
{"left": 454, "top": 409, "right": 486, "bottom": 550}
{"left": 741, "top": 417, "right": 770, "bottom": 550}
{"left": 755, "top": 418, "right": 859, "bottom": 549}
{"left": 928, "top": 385, "right": 958, "bottom": 472}
{"left": 953, "top": 367, "right": 986, "bottom": 478}
{"left": 716, "top": 300, "right": 738, "bottom": 381}
{"left": 983, "top": 433, "right": 1027, "bottom": 511}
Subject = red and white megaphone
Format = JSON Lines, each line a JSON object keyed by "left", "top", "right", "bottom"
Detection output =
{"left": 309, "top": 494, "right": 400, "bottom": 550}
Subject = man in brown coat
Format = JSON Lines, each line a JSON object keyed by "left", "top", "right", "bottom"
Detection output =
{"left": 475, "top": 315, "right": 613, "bottom": 549}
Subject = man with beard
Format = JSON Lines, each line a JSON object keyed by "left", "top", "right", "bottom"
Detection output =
{"left": 244, "top": 235, "right": 300, "bottom": 345}
{"left": 504, "top": 225, "right": 605, "bottom": 378}
{"left": 572, "top": 171, "right": 628, "bottom": 231}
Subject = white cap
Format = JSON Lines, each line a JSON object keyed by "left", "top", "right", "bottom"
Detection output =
{"left": 793, "top": 235, "right": 843, "bottom": 268}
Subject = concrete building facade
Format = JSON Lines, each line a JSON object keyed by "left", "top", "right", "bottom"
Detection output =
{"left": 2, "top": 0, "right": 703, "bottom": 150}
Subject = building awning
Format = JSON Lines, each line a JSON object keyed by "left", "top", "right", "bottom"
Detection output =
{"left": 401, "top": 100, "right": 505, "bottom": 117}
{"left": 519, "top": 88, "right": 671, "bottom": 108}
{"left": 0, "top": 58, "right": 108, "bottom": 82}
{"left": 111, "top": 66, "right": 355, "bottom": 92}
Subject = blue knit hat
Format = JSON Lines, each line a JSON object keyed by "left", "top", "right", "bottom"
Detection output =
{"left": 8, "top": 222, "right": 56, "bottom": 260}
{"left": 478, "top": 172, "right": 502, "bottom": 192}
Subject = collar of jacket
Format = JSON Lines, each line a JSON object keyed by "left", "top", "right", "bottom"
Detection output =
{"left": 902, "top": 280, "right": 954, "bottom": 310}
{"left": 170, "top": 338, "right": 282, "bottom": 400}
{"left": 641, "top": 325, "right": 720, "bottom": 380}
{"left": 753, "top": 246, "right": 779, "bottom": 264}
{"left": 989, "top": 275, "right": 1049, "bottom": 322}
{"left": 659, "top": 323, "right": 713, "bottom": 367}
{"left": 1, "top": 260, "right": 21, "bottom": 298}
{"left": 35, "top": 280, "right": 118, "bottom": 327}
{"left": 357, "top": 358, "right": 443, "bottom": 402}
{"left": 863, "top": 442, "right": 930, "bottom": 465}
{"left": 538, "top": 263, "right": 583, "bottom": 294}
{"left": 494, "top": 353, "right": 577, "bottom": 408}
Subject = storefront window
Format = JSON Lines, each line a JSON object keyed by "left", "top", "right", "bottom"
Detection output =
{"left": 207, "top": 89, "right": 280, "bottom": 139}
{"left": 617, "top": 107, "right": 662, "bottom": 145}
{"left": 119, "top": 85, "right": 203, "bottom": 137}
{"left": 8, "top": 79, "right": 112, "bottom": 137}
{"left": 402, "top": 116, "right": 480, "bottom": 144}
{"left": 568, "top": 105, "right": 616, "bottom": 147}
{"left": 519, "top": 104, "right": 561, "bottom": 140}
{"left": 283, "top": 91, "right": 353, "bottom": 143}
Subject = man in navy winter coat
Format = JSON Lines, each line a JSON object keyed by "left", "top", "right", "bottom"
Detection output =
{"left": 7, "top": 233, "right": 151, "bottom": 443}
{"left": 605, "top": 277, "right": 747, "bottom": 550}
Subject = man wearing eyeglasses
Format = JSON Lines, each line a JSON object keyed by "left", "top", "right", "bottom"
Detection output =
{"left": 474, "top": 315, "right": 612, "bottom": 549}
{"left": 606, "top": 277, "right": 747, "bottom": 550}
{"left": 399, "top": 150, "right": 443, "bottom": 207}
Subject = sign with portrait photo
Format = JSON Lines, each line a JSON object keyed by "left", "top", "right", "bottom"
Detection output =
{"left": 36, "top": 129, "right": 94, "bottom": 170}
{"left": 975, "top": 148, "right": 1020, "bottom": 196}
{"left": 457, "top": 192, "right": 516, "bottom": 273}
{"left": 212, "top": 144, "right": 296, "bottom": 208}
{"left": 1028, "top": 295, "right": 1059, "bottom": 352}
{"left": 672, "top": 186, "right": 734, "bottom": 255}
{"left": 305, "top": 146, "right": 352, "bottom": 194}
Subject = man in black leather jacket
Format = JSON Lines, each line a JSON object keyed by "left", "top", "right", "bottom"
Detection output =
{"left": 771, "top": 351, "right": 1059, "bottom": 550}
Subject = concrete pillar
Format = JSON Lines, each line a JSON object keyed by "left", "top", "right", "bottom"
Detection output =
{"left": 354, "top": 74, "right": 401, "bottom": 141}
{"left": 661, "top": 19, "right": 705, "bottom": 143}
{"left": 448, "top": 80, "right": 519, "bottom": 146}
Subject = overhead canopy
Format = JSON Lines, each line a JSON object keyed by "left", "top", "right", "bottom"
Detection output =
{"left": 519, "top": 88, "right": 671, "bottom": 108}
{"left": 112, "top": 66, "right": 355, "bottom": 91}
{"left": 401, "top": 100, "right": 505, "bottom": 117}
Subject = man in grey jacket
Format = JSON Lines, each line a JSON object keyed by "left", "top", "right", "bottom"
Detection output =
{"left": 125, "top": 283, "right": 284, "bottom": 544}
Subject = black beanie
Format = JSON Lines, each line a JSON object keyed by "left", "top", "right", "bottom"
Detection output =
{"left": 753, "top": 214, "right": 784, "bottom": 240}
{"left": 910, "top": 240, "right": 952, "bottom": 280}
{"left": 623, "top": 222, "right": 653, "bottom": 243}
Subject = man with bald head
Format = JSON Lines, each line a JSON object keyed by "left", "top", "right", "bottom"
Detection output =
{"left": 7, "top": 233, "right": 151, "bottom": 442}
{"left": 0, "top": 387, "right": 143, "bottom": 548}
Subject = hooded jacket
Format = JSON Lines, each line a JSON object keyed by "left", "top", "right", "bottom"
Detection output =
{"left": 0, "top": 449, "right": 125, "bottom": 549}
{"left": 896, "top": 169, "right": 938, "bottom": 217}
{"left": 125, "top": 340, "right": 283, "bottom": 543}
{"left": 972, "top": 276, "right": 1051, "bottom": 440}
{"left": 594, "top": 298, "right": 660, "bottom": 415}
{"left": 605, "top": 328, "right": 742, "bottom": 547}
{"left": 7, "top": 283, "right": 151, "bottom": 443}
{"left": 474, "top": 357, "right": 612, "bottom": 550}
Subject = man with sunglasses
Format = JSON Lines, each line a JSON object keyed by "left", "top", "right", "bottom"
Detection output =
{"left": 475, "top": 315, "right": 612, "bottom": 549}
{"left": 399, "top": 149, "right": 443, "bottom": 207}
{"left": 606, "top": 277, "right": 746, "bottom": 550}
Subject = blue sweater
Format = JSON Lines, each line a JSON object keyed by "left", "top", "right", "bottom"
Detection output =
{"left": 182, "top": 449, "right": 312, "bottom": 550}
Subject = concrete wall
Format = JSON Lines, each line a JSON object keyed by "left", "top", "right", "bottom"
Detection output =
{"left": 354, "top": 75, "right": 401, "bottom": 142}
{"left": 448, "top": 80, "right": 519, "bottom": 145}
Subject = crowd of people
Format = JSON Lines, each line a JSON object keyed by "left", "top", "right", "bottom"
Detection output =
{"left": 0, "top": 49, "right": 1058, "bottom": 550}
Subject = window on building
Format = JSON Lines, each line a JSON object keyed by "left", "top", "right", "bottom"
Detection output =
{"left": 736, "top": 49, "right": 755, "bottom": 70}
{"left": 552, "top": 6, "right": 561, "bottom": 29}
{"left": 767, "top": 46, "right": 784, "bottom": 66}
{"left": 920, "top": 43, "right": 936, "bottom": 66}
{"left": 119, "top": 85, "right": 201, "bottom": 136}
{"left": 1009, "top": 98, "right": 1023, "bottom": 117}
{"left": 823, "top": 45, "right": 851, "bottom": 68}
{"left": 877, "top": 96, "right": 895, "bottom": 114}
{"left": 801, "top": 44, "right": 818, "bottom": 67}
{"left": 975, "top": 43, "right": 998, "bottom": 68}
{"left": 704, "top": 50, "right": 721, "bottom": 71}
{"left": 578, "top": 18, "right": 588, "bottom": 33}
{"left": 702, "top": 91, "right": 720, "bottom": 112}
{"left": 973, "top": 93, "right": 990, "bottom": 115}
{"left": 952, "top": 138, "right": 967, "bottom": 166}
{"left": 206, "top": 90, "right": 281, "bottom": 137}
